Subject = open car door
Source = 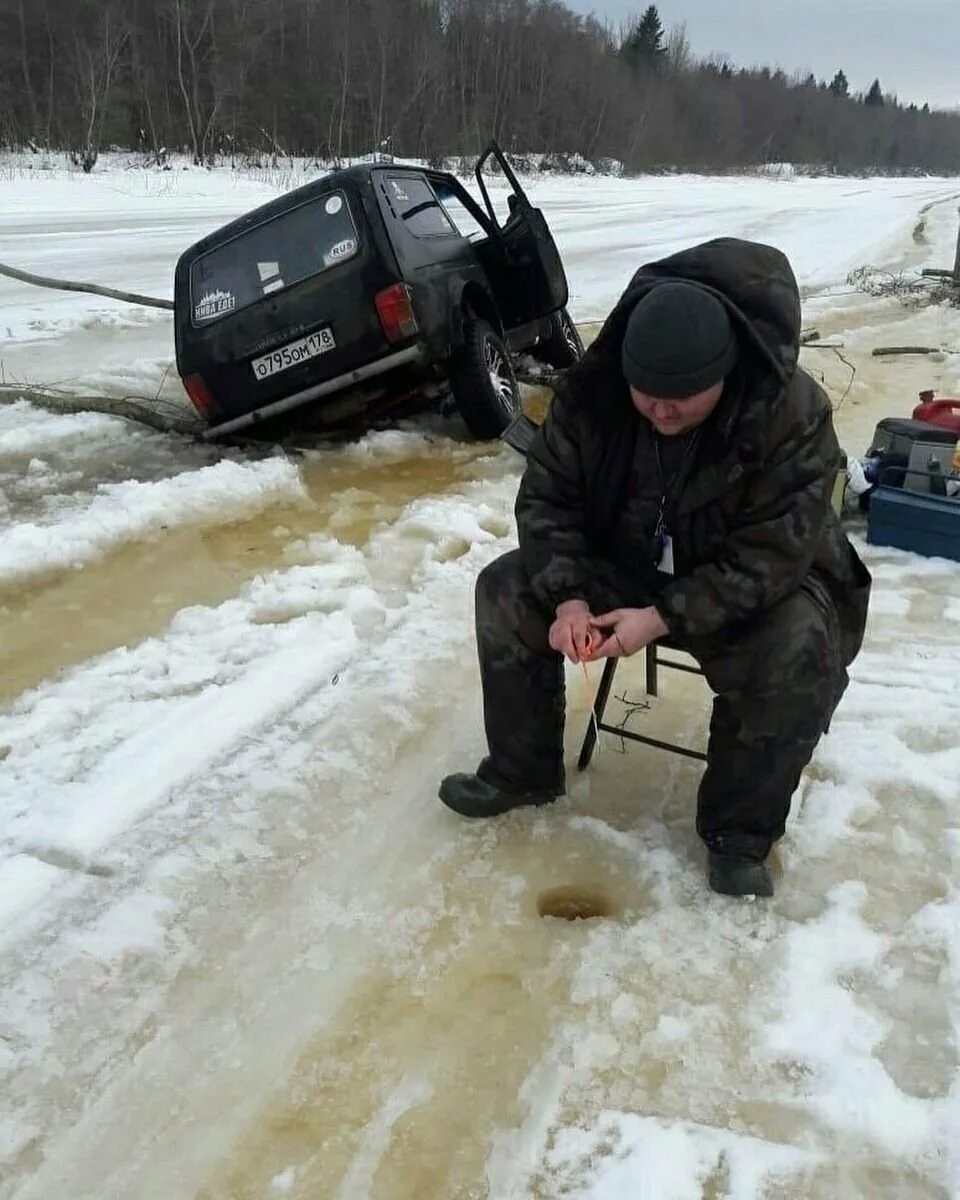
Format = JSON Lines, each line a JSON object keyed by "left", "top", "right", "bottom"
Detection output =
{"left": 472, "top": 142, "right": 568, "bottom": 326}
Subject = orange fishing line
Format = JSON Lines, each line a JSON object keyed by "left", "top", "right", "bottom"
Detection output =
{"left": 581, "top": 630, "right": 602, "bottom": 753}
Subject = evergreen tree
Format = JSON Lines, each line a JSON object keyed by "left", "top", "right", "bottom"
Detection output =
{"left": 829, "top": 69, "right": 849, "bottom": 98}
{"left": 621, "top": 5, "right": 666, "bottom": 72}
{"left": 865, "top": 79, "right": 884, "bottom": 107}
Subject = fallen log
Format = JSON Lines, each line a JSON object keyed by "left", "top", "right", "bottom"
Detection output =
{"left": 0, "top": 261, "right": 174, "bottom": 310}
{"left": 872, "top": 346, "right": 943, "bottom": 357}
{"left": 0, "top": 383, "right": 201, "bottom": 434}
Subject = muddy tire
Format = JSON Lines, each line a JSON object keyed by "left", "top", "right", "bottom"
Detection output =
{"left": 531, "top": 308, "right": 584, "bottom": 369}
{"left": 449, "top": 318, "right": 522, "bottom": 440}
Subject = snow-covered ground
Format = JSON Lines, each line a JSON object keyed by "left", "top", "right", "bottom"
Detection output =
{"left": 1, "top": 160, "right": 959, "bottom": 1199}
{"left": 0, "top": 155, "right": 958, "bottom": 394}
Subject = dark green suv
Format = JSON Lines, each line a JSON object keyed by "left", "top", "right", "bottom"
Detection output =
{"left": 174, "top": 141, "right": 582, "bottom": 441}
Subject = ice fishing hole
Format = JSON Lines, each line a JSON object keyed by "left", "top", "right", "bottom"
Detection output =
{"left": 537, "top": 885, "right": 615, "bottom": 921}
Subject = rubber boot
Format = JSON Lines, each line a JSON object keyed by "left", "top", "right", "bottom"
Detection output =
{"left": 708, "top": 852, "right": 774, "bottom": 898}
{"left": 439, "top": 773, "right": 560, "bottom": 819}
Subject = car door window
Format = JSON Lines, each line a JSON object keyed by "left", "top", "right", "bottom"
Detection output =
{"left": 484, "top": 185, "right": 518, "bottom": 230}
{"left": 386, "top": 175, "right": 458, "bottom": 238}
{"left": 431, "top": 181, "right": 487, "bottom": 242}
{"left": 473, "top": 143, "right": 535, "bottom": 231}
{"left": 474, "top": 168, "right": 524, "bottom": 229}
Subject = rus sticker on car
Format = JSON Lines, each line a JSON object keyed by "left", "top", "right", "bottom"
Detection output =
{"left": 323, "top": 238, "right": 357, "bottom": 267}
{"left": 251, "top": 327, "right": 336, "bottom": 381}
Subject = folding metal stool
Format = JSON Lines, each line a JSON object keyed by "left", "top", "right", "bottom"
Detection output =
{"left": 577, "top": 640, "right": 707, "bottom": 770}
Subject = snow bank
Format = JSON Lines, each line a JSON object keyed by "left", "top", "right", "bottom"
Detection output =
{"left": 0, "top": 455, "right": 305, "bottom": 588}
{"left": 541, "top": 1113, "right": 817, "bottom": 1199}
{"left": 0, "top": 404, "right": 128, "bottom": 456}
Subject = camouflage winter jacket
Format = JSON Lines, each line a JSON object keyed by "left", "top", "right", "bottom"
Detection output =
{"left": 516, "top": 238, "right": 871, "bottom": 662}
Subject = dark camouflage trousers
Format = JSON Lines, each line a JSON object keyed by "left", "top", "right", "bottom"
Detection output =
{"left": 475, "top": 550, "right": 850, "bottom": 860}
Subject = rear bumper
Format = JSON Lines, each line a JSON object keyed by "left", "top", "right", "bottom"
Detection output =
{"left": 201, "top": 344, "right": 425, "bottom": 440}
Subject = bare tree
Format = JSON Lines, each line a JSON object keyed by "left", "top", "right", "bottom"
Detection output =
{"left": 665, "top": 21, "right": 693, "bottom": 74}
{"left": 166, "top": 0, "right": 220, "bottom": 164}
{"left": 67, "top": 0, "right": 129, "bottom": 170}
{"left": 15, "top": 0, "right": 39, "bottom": 141}
{"left": 0, "top": 0, "right": 958, "bottom": 177}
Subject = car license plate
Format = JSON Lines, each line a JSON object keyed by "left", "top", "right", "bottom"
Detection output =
{"left": 251, "top": 327, "right": 336, "bottom": 380}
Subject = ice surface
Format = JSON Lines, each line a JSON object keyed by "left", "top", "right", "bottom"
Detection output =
{"left": 1, "top": 160, "right": 959, "bottom": 1199}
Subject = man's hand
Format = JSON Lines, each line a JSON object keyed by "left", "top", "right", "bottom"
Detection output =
{"left": 549, "top": 599, "right": 596, "bottom": 663}
{"left": 589, "top": 606, "right": 669, "bottom": 658}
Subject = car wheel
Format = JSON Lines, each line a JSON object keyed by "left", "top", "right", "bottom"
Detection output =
{"left": 449, "top": 317, "right": 522, "bottom": 439}
{"left": 532, "top": 308, "right": 584, "bottom": 369}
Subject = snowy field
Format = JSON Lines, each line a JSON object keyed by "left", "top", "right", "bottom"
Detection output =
{"left": 1, "top": 159, "right": 960, "bottom": 1199}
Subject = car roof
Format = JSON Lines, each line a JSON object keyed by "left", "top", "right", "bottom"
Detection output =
{"left": 179, "top": 162, "right": 451, "bottom": 263}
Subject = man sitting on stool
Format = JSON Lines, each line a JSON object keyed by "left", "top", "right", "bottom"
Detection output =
{"left": 440, "top": 239, "right": 871, "bottom": 898}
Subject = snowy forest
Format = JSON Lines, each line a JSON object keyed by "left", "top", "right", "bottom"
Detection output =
{"left": 1, "top": 0, "right": 959, "bottom": 175}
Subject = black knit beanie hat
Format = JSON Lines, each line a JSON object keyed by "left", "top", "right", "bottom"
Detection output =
{"left": 621, "top": 282, "right": 739, "bottom": 398}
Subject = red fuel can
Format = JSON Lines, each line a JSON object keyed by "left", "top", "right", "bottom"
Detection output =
{"left": 913, "top": 391, "right": 960, "bottom": 432}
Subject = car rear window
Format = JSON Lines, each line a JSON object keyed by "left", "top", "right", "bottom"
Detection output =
{"left": 384, "top": 175, "right": 459, "bottom": 238}
{"left": 190, "top": 190, "right": 359, "bottom": 325}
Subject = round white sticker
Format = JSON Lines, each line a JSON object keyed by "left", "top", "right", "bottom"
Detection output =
{"left": 325, "top": 195, "right": 343, "bottom": 215}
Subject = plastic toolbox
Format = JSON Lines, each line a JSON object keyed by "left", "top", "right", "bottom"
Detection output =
{"left": 867, "top": 485, "right": 960, "bottom": 562}
{"left": 868, "top": 417, "right": 956, "bottom": 459}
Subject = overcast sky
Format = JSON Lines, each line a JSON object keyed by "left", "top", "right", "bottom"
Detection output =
{"left": 567, "top": 0, "right": 960, "bottom": 110}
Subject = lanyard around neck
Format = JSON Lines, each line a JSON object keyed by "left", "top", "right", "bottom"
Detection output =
{"left": 653, "top": 429, "right": 700, "bottom": 536}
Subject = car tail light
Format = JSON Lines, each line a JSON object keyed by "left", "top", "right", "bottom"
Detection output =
{"left": 183, "top": 373, "right": 216, "bottom": 417}
{"left": 375, "top": 283, "right": 419, "bottom": 343}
